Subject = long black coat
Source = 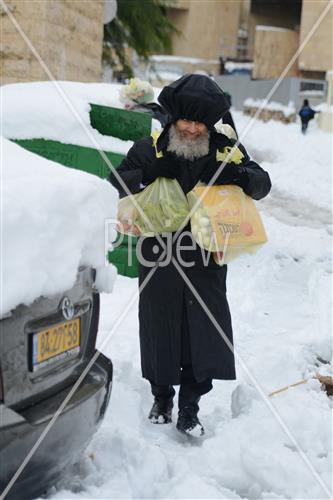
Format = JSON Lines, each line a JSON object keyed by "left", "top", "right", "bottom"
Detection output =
{"left": 110, "top": 127, "right": 271, "bottom": 385}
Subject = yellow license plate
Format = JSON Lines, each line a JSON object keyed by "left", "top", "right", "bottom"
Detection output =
{"left": 32, "top": 318, "right": 80, "bottom": 370}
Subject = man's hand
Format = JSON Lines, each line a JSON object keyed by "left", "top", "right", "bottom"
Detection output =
{"left": 117, "top": 221, "right": 141, "bottom": 236}
{"left": 213, "top": 251, "right": 224, "bottom": 266}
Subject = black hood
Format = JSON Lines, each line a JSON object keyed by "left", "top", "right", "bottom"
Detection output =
{"left": 158, "top": 74, "right": 230, "bottom": 129}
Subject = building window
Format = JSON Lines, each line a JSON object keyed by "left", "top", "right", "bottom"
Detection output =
{"left": 299, "top": 80, "right": 327, "bottom": 97}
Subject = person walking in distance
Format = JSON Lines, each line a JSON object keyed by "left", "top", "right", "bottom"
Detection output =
{"left": 299, "top": 99, "right": 319, "bottom": 134}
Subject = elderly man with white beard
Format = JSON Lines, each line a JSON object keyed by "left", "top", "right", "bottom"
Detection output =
{"left": 109, "top": 74, "right": 271, "bottom": 437}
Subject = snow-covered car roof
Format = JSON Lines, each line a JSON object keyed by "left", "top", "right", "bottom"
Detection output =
{"left": 1, "top": 137, "right": 118, "bottom": 318}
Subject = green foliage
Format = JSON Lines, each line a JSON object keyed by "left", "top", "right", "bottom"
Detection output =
{"left": 103, "top": 0, "right": 177, "bottom": 78}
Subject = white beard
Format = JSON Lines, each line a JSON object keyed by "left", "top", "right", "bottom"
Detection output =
{"left": 167, "top": 124, "right": 210, "bottom": 161}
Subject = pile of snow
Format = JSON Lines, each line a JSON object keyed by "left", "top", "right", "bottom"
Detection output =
{"left": 150, "top": 54, "right": 218, "bottom": 65}
{"left": 314, "top": 102, "right": 333, "bottom": 113}
{"left": 300, "top": 90, "right": 325, "bottom": 97}
{"left": 234, "top": 110, "right": 332, "bottom": 210}
{"left": 2, "top": 81, "right": 160, "bottom": 156}
{"left": 244, "top": 98, "right": 296, "bottom": 118}
{"left": 225, "top": 61, "right": 254, "bottom": 73}
{"left": 256, "top": 25, "right": 296, "bottom": 33}
{"left": 1, "top": 138, "right": 118, "bottom": 318}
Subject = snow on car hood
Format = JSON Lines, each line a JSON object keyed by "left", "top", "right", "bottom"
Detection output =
{"left": 1, "top": 137, "right": 118, "bottom": 318}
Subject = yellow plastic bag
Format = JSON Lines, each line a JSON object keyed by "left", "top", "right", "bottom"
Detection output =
{"left": 117, "top": 177, "right": 189, "bottom": 236}
{"left": 187, "top": 184, "right": 267, "bottom": 263}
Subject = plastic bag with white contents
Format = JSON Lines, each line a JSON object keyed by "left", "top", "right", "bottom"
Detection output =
{"left": 187, "top": 184, "right": 267, "bottom": 263}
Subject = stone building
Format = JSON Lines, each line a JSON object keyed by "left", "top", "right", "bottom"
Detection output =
{"left": 166, "top": 0, "right": 332, "bottom": 80}
{"left": 1, "top": 0, "right": 104, "bottom": 84}
{"left": 166, "top": 0, "right": 242, "bottom": 61}
{"left": 249, "top": 0, "right": 332, "bottom": 80}
{"left": 299, "top": 0, "right": 333, "bottom": 78}
{"left": 1, "top": 0, "right": 331, "bottom": 85}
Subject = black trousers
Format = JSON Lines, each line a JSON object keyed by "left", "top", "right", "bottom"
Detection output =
{"left": 150, "top": 302, "right": 213, "bottom": 410}
{"left": 150, "top": 364, "right": 212, "bottom": 409}
{"left": 301, "top": 120, "right": 309, "bottom": 134}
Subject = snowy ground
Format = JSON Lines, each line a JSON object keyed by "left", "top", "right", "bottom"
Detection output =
{"left": 46, "top": 113, "right": 332, "bottom": 499}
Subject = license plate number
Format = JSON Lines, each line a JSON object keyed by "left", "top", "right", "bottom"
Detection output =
{"left": 32, "top": 318, "right": 80, "bottom": 371}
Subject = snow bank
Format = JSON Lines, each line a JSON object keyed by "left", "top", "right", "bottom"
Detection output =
{"left": 234, "top": 110, "right": 332, "bottom": 211}
{"left": 150, "top": 54, "right": 218, "bottom": 64}
{"left": 225, "top": 61, "right": 254, "bottom": 73}
{"left": 314, "top": 102, "right": 333, "bottom": 113}
{"left": 244, "top": 98, "right": 296, "bottom": 118}
{"left": 2, "top": 81, "right": 160, "bottom": 155}
{"left": 1, "top": 138, "right": 118, "bottom": 318}
{"left": 256, "top": 25, "right": 296, "bottom": 33}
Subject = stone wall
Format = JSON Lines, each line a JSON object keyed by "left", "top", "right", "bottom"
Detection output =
{"left": 252, "top": 27, "right": 300, "bottom": 80}
{"left": 299, "top": 0, "right": 333, "bottom": 73}
{"left": 167, "top": 0, "right": 242, "bottom": 61}
{"left": 247, "top": 3, "right": 302, "bottom": 60}
{"left": 1, "top": 0, "right": 104, "bottom": 84}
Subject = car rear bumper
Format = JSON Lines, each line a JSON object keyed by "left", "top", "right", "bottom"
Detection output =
{"left": 0, "top": 351, "right": 112, "bottom": 500}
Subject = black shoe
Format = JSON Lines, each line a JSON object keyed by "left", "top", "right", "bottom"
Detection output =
{"left": 176, "top": 407, "right": 205, "bottom": 436}
{"left": 148, "top": 396, "right": 173, "bottom": 424}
